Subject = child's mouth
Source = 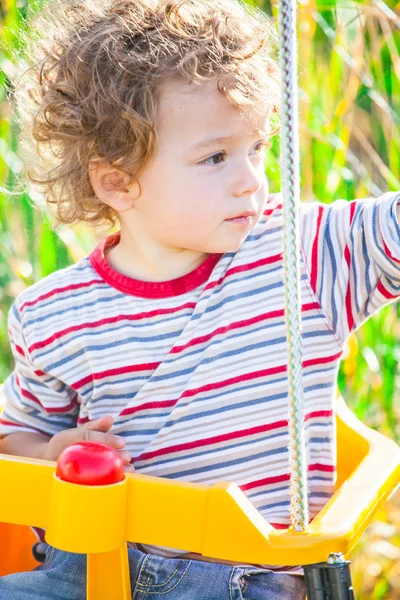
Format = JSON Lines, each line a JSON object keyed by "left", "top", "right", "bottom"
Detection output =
{"left": 225, "top": 212, "right": 255, "bottom": 226}
{"left": 225, "top": 216, "right": 253, "bottom": 225}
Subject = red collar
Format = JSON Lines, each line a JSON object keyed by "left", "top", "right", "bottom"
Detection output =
{"left": 89, "top": 232, "right": 222, "bottom": 298}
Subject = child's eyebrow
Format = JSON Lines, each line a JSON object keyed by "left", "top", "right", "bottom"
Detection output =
{"left": 190, "top": 132, "right": 266, "bottom": 152}
{"left": 190, "top": 135, "right": 238, "bottom": 151}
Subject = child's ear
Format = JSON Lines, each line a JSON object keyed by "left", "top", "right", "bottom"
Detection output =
{"left": 88, "top": 159, "right": 139, "bottom": 213}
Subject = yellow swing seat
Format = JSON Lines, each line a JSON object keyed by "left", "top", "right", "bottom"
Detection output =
{"left": 0, "top": 394, "right": 399, "bottom": 599}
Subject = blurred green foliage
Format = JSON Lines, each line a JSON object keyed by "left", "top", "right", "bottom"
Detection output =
{"left": 1, "top": 0, "right": 400, "bottom": 597}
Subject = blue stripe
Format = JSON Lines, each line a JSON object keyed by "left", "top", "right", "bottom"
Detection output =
{"left": 362, "top": 211, "right": 372, "bottom": 317}
{"left": 24, "top": 293, "right": 135, "bottom": 329}
{"left": 303, "top": 381, "right": 334, "bottom": 393}
{"left": 163, "top": 392, "right": 288, "bottom": 428}
{"left": 350, "top": 203, "right": 362, "bottom": 320}
{"left": 247, "top": 225, "right": 282, "bottom": 241}
{"left": 248, "top": 484, "right": 289, "bottom": 501}
{"left": 96, "top": 374, "right": 288, "bottom": 408}
{"left": 325, "top": 208, "right": 339, "bottom": 336}
{"left": 163, "top": 319, "right": 287, "bottom": 366}
{"left": 258, "top": 500, "right": 290, "bottom": 512}
{"left": 134, "top": 431, "right": 287, "bottom": 470}
{"left": 305, "top": 421, "right": 331, "bottom": 430}
{"left": 302, "top": 329, "right": 332, "bottom": 339}
{"left": 36, "top": 322, "right": 185, "bottom": 362}
{"left": 156, "top": 445, "right": 288, "bottom": 479}
{"left": 22, "top": 281, "right": 108, "bottom": 317}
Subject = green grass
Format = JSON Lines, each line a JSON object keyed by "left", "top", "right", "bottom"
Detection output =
{"left": 1, "top": 1, "right": 400, "bottom": 598}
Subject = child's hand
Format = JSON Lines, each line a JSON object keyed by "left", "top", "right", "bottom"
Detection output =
{"left": 42, "top": 415, "right": 134, "bottom": 471}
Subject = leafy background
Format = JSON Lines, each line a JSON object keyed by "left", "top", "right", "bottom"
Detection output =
{"left": 1, "top": 0, "right": 399, "bottom": 597}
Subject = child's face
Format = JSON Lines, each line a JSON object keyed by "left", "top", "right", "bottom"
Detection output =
{"left": 122, "top": 77, "right": 269, "bottom": 256}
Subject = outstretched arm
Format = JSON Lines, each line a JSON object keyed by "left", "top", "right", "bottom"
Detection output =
{"left": 300, "top": 192, "right": 400, "bottom": 344}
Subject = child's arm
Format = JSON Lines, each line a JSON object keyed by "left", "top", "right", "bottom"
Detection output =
{"left": 0, "top": 302, "right": 132, "bottom": 470}
{"left": 300, "top": 192, "right": 400, "bottom": 343}
{"left": 0, "top": 415, "right": 131, "bottom": 465}
{"left": 0, "top": 431, "right": 51, "bottom": 459}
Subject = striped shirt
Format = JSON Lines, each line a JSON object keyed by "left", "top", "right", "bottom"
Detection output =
{"left": 1, "top": 192, "right": 399, "bottom": 570}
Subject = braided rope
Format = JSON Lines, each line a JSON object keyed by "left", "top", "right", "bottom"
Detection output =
{"left": 277, "top": 0, "right": 309, "bottom": 532}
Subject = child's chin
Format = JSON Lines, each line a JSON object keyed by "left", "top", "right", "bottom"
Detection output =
{"left": 214, "top": 239, "right": 247, "bottom": 254}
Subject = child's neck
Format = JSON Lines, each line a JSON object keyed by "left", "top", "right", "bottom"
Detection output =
{"left": 105, "top": 230, "right": 210, "bottom": 283}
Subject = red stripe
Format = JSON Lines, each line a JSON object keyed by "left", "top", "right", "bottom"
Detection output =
{"left": 28, "top": 303, "right": 196, "bottom": 353}
{"left": 204, "top": 254, "right": 283, "bottom": 293}
{"left": 240, "top": 461, "right": 335, "bottom": 492}
{"left": 344, "top": 245, "right": 351, "bottom": 268}
{"left": 303, "top": 351, "right": 342, "bottom": 368}
{"left": 349, "top": 200, "right": 357, "bottom": 224}
{"left": 20, "top": 387, "right": 39, "bottom": 404}
{"left": 179, "top": 365, "right": 288, "bottom": 401}
{"left": 377, "top": 280, "right": 399, "bottom": 300}
{"left": 344, "top": 245, "right": 354, "bottom": 332}
{"left": 240, "top": 472, "right": 290, "bottom": 491}
{"left": 20, "top": 279, "right": 105, "bottom": 312}
{"left": 135, "top": 419, "right": 288, "bottom": 462}
{"left": 0, "top": 418, "right": 45, "bottom": 435}
{"left": 171, "top": 302, "right": 320, "bottom": 356}
{"left": 171, "top": 310, "right": 285, "bottom": 355}
{"left": 344, "top": 202, "right": 357, "bottom": 332}
{"left": 308, "top": 463, "right": 335, "bottom": 473}
{"left": 14, "top": 344, "right": 25, "bottom": 357}
{"left": 305, "top": 409, "right": 333, "bottom": 421}
{"left": 46, "top": 397, "right": 78, "bottom": 414}
{"left": 120, "top": 399, "right": 177, "bottom": 417}
{"left": 18, "top": 383, "right": 78, "bottom": 414}
{"left": 383, "top": 239, "right": 400, "bottom": 264}
{"left": 310, "top": 206, "right": 324, "bottom": 293}
{"left": 34, "top": 369, "right": 46, "bottom": 377}
{"left": 72, "top": 362, "right": 160, "bottom": 390}
{"left": 263, "top": 203, "right": 283, "bottom": 216}
{"left": 345, "top": 283, "right": 354, "bottom": 331}
{"left": 0, "top": 418, "right": 25, "bottom": 427}
{"left": 302, "top": 302, "right": 321, "bottom": 311}
{"left": 123, "top": 366, "right": 288, "bottom": 419}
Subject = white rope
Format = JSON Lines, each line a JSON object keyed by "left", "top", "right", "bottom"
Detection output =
{"left": 277, "top": 0, "right": 309, "bottom": 532}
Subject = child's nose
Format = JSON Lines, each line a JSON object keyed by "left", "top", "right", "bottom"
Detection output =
{"left": 231, "top": 160, "right": 262, "bottom": 197}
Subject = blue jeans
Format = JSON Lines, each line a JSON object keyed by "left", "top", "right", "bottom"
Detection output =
{"left": 0, "top": 545, "right": 306, "bottom": 599}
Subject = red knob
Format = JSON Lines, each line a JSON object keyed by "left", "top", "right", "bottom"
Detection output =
{"left": 56, "top": 441, "right": 125, "bottom": 486}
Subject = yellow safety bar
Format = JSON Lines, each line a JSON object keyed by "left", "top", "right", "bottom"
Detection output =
{"left": 0, "top": 395, "right": 399, "bottom": 600}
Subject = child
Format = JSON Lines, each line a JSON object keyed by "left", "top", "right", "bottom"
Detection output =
{"left": 0, "top": 0, "right": 399, "bottom": 598}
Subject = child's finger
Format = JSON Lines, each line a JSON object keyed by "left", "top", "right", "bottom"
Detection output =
{"left": 124, "top": 464, "right": 135, "bottom": 474}
{"left": 119, "top": 450, "right": 131, "bottom": 464}
{"left": 78, "top": 429, "right": 126, "bottom": 449}
{"left": 82, "top": 415, "right": 114, "bottom": 433}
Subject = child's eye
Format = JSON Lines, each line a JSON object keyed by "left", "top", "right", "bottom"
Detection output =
{"left": 251, "top": 141, "right": 267, "bottom": 156}
{"left": 200, "top": 152, "right": 226, "bottom": 166}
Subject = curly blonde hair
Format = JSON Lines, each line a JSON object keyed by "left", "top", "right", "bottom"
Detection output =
{"left": 11, "top": 0, "right": 280, "bottom": 226}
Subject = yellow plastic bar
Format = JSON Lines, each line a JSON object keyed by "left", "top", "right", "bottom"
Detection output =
{"left": 87, "top": 547, "right": 132, "bottom": 600}
{"left": 0, "top": 396, "right": 399, "bottom": 597}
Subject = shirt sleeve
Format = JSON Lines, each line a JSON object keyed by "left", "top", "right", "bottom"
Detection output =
{"left": 300, "top": 191, "right": 400, "bottom": 344}
{"left": 0, "top": 301, "right": 79, "bottom": 439}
